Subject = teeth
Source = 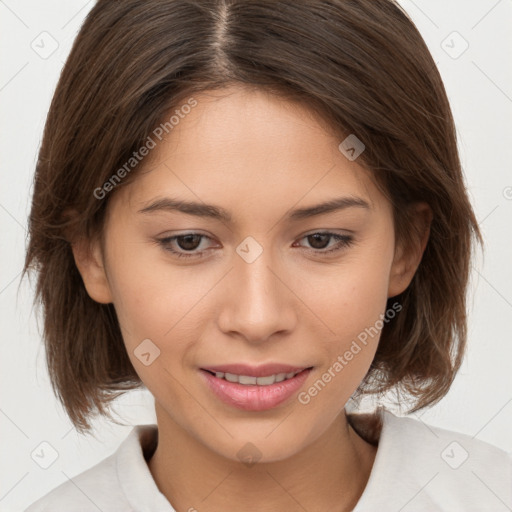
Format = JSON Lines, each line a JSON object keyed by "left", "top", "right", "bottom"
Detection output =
{"left": 257, "top": 375, "right": 276, "bottom": 385}
{"left": 212, "top": 370, "right": 302, "bottom": 386}
{"left": 239, "top": 375, "right": 257, "bottom": 385}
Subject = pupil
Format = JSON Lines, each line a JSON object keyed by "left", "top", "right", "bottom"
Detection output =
{"left": 178, "top": 235, "right": 201, "bottom": 251}
{"left": 308, "top": 233, "right": 329, "bottom": 249}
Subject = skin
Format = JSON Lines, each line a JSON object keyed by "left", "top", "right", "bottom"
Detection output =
{"left": 73, "top": 84, "right": 431, "bottom": 512}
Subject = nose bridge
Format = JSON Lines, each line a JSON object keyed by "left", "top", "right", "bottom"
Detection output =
{"left": 218, "top": 238, "right": 296, "bottom": 342}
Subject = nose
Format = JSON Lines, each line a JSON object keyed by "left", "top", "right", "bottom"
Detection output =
{"left": 216, "top": 244, "right": 298, "bottom": 344}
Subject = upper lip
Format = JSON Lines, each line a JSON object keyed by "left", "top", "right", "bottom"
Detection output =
{"left": 201, "top": 363, "right": 311, "bottom": 377}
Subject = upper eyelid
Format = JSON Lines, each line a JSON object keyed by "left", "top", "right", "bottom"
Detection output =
{"left": 159, "top": 227, "right": 355, "bottom": 239}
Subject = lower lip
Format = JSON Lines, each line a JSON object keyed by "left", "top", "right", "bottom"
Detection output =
{"left": 200, "top": 368, "right": 312, "bottom": 411}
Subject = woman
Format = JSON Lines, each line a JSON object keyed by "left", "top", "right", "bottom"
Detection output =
{"left": 23, "top": 1, "right": 512, "bottom": 510}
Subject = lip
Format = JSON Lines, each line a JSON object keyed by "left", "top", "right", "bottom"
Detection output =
{"left": 200, "top": 365, "right": 313, "bottom": 411}
{"left": 201, "top": 363, "right": 308, "bottom": 377}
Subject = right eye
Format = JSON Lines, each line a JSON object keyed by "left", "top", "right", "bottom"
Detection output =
{"left": 156, "top": 233, "right": 216, "bottom": 259}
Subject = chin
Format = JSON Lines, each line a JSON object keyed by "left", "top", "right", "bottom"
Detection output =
{"left": 201, "top": 423, "right": 316, "bottom": 466}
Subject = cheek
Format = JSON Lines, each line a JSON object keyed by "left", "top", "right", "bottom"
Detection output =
{"left": 107, "top": 262, "right": 206, "bottom": 398}
{"left": 306, "top": 241, "right": 394, "bottom": 395}
{"left": 105, "top": 239, "right": 204, "bottom": 355}
{"left": 315, "top": 251, "right": 393, "bottom": 344}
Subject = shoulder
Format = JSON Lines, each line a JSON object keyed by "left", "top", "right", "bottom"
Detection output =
{"left": 25, "top": 424, "right": 166, "bottom": 512}
{"left": 352, "top": 408, "right": 512, "bottom": 512}
{"left": 24, "top": 450, "right": 124, "bottom": 512}
{"left": 381, "top": 408, "right": 512, "bottom": 468}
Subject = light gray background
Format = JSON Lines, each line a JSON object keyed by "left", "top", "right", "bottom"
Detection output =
{"left": 1, "top": 1, "right": 511, "bottom": 510}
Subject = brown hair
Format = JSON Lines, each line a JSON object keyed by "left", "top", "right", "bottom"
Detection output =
{"left": 23, "top": 0, "right": 482, "bottom": 433}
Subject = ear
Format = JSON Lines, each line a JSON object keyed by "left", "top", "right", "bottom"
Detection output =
{"left": 71, "top": 234, "right": 113, "bottom": 304}
{"left": 388, "top": 202, "right": 432, "bottom": 298}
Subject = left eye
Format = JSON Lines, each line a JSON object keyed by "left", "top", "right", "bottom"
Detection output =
{"left": 294, "top": 232, "right": 354, "bottom": 254}
{"left": 156, "top": 232, "right": 354, "bottom": 259}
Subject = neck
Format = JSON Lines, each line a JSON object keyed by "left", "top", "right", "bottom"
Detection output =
{"left": 147, "top": 405, "right": 378, "bottom": 512}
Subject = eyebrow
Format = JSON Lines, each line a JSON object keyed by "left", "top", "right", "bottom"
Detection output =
{"left": 137, "top": 195, "right": 371, "bottom": 222}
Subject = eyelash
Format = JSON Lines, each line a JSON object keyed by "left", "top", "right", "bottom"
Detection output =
{"left": 155, "top": 232, "right": 354, "bottom": 260}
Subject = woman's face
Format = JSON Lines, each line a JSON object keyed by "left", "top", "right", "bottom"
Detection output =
{"left": 83, "top": 85, "right": 417, "bottom": 462}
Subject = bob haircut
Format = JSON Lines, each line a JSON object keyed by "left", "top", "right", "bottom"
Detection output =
{"left": 24, "top": 0, "right": 482, "bottom": 433}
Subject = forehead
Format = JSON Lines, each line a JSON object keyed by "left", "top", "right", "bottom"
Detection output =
{"left": 115, "top": 86, "right": 385, "bottom": 219}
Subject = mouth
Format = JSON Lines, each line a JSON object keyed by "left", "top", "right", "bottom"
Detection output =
{"left": 202, "top": 369, "right": 304, "bottom": 386}
{"left": 199, "top": 364, "right": 313, "bottom": 411}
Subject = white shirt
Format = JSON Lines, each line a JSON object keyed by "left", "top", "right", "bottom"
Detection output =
{"left": 25, "top": 409, "right": 512, "bottom": 512}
